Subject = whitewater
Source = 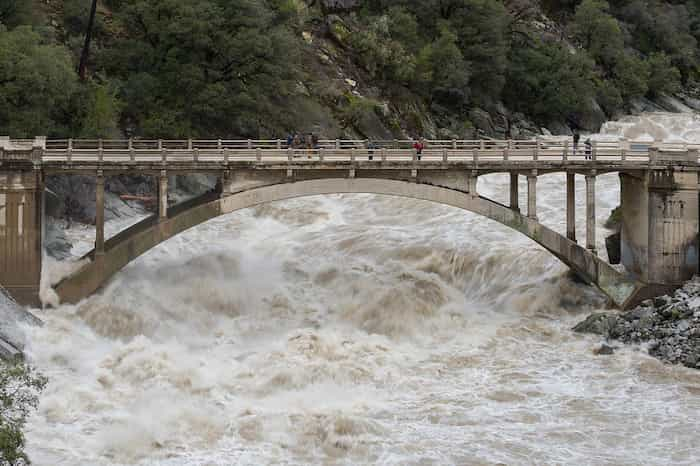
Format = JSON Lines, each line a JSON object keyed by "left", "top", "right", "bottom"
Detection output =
{"left": 18, "top": 113, "right": 700, "bottom": 465}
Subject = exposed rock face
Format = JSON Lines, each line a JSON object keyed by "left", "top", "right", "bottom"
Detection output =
{"left": 574, "top": 278, "right": 700, "bottom": 369}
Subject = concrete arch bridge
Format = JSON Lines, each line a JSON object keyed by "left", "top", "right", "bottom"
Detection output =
{"left": 1, "top": 137, "right": 699, "bottom": 308}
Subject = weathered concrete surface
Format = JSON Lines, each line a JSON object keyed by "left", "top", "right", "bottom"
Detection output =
{"left": 0, "top": 169, "right": 43, "bottom": 306}
{"left": 621, "top": 170, "right": 699, "bottom": 286}
{"left": 55, "top": 176, "right": 645, "bottom": 308}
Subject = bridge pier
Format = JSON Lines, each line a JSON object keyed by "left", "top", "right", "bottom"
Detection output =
{"left": 510, "top": 173, "right": 519, "bottom": 212}
{"left": 620, "top": 170, "right": 699, "bottom": 303}
{"left": 527, "top": 171, "right": 537, "bottom": 220}
{"left": 586, "top": 174, "right": 597, "bottom": 255}
{"left": 566, "top": 173, "right": 576, "bottom": 242}
{"left": 0, "top": 169, "right": 43, "bottom": 306}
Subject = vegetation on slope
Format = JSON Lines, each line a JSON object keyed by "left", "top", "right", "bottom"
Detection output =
{"left": 0, "top": 0, "right": 699, "bottom": 139}
{"left": 0, "top": 360, "right": 46, "bottom": 465}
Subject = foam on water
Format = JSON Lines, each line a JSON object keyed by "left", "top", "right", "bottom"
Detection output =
{"left": 20, "top": 114, "right": 700, "bottom": 465}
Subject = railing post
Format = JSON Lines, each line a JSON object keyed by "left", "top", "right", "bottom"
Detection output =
{"left": 217, "top": 139, "right": 222, "bottom": 151}
{"left": 319, "top": 148, "right": 325, "bottom": 161}
{"left": 412, "top": 149, "right": 417, "bottom": 162}
{"left": 247, "top": 139, "right": 252, "bottom": 149}
{"left": 193, "top": 148, "right": 199, "bottom": 162}
{"left": 381, "top": 148, "right": 387, "bottom": 162}
{"left": 452, "top": 139, "right": 457, "bottom": 150}
{"left": 67, "top": 138, "right": 73, "bottom": 162}
{"left": 276, "top": 139, "right": 281, "bottom": 149}
{"left": 335, "top": 139, "right": 340, "bottom": 149}
{"left": 351, "top": 148, "right": 356, "bottom": 163}
{"left": 503, "top": 142, "right": 509, "bottom": 161}
{"left": 563, "top": 140, "right": 569, "bottom": 162}
{"left": 442, "top": 148, "right": 448, "bottom": 162}
{"left": 129, "top": 138, "right": 135, "bottom": 162}
{"left": 621, "top": 140, "right": 629, "bottom": 161}
{"left": 187, "top": 139, "right": 192, "bottom": 150}
{"left": 472, "top": 148, "right": 479, "bottom": 163}
{"left": 158, "top": 139, "right": 163, "bottom": 150}
{"left": 256, "top": 147, "right": 262, "bottom": 161}
{"left": 224, "top": 148, "right": 229, "bottom": 163}
{"left": 161, "top": 148, "right": 167, "bottom": 163}
{"left": 98, "top": 146, "right": 103, "bottom": 163}
{"left": 533, "top": 137, "right": 539, "bottom": 161}
{"left": 288, "top": 147, "right": 293, "bottom": 161}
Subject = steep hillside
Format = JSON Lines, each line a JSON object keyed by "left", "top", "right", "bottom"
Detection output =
{"left": 1, "top": 0, "right": 699, "bottom": 139}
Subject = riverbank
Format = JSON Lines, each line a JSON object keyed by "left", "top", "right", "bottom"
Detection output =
{"left": 574, "top": 278, "right": 700, "bottom": 369}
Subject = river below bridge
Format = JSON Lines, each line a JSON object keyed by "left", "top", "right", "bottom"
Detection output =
{"left": 20, "top": 113, "right": 700, "bottom": 465}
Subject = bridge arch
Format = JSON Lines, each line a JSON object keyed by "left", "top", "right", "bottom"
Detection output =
{"left": 53, "top": 178, "right": 644, "bottom": 308}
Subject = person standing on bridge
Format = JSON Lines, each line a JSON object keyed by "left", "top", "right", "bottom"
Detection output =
{"left": 413, "top": 138, "right": 425, "bottom": 161}
{"left": 584, "top": 138, "right": 592, "bottom": 160}
{"left": 573, "top": 131, "right": 580, "bottom": 155}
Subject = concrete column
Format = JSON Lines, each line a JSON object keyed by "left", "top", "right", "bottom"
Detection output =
{"left": 527, "top": 172, "right": 537, "bottom": 220}
{"left": 159, "top": 170, "right": 168, "bottom": 221}
{"left": 467, "top": 171, "right": 478, "bottom": 196}
{"left": 585, "top": 174, "right": 596, "bottom": 254}
{"left": 566, "top": 173, "right": 576, "bottom": 242}
{"left": 95, "top": 173, "right": 105, "bottom": 254}
{"left": 509, "top": 172, "right": 519, "bottom": 212}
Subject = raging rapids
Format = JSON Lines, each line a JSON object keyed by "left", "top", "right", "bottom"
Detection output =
{"left": 21, "top": 114, "right": 700, "bottom": 465}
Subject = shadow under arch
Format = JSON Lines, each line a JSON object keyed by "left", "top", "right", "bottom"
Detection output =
{"left": 53, "top": 178, "right": 644, "bottom": 308}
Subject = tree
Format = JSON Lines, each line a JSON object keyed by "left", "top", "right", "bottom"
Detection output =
{"left": 572, "top": 0, "right": 624, "bottom": 68}
{"left": 415, "top": 28, "right": 470, "bottom": 112}
{"left": 98, "top": 0, "right": 302, "bottom": 137}
{"left": 78, "top": 0, "right": 98, "bottom": 80}
{"left": 646, "top": 52, "right": 682, "bottom": 96}
{"left": 0, "top": 361, "right": 47, "bottom": 465}
{"left": 450, "top": 0, "right": 511, "bottom": 105}
{"left": 505, "top": 40, "right": 597, "bottom": 123}
{"left": 0, "top": 26, "right": 78, "bottom": 137}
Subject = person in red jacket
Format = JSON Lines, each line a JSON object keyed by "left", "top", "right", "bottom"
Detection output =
{"left": 413, "top": 138, "right": 425, "bottom": 161}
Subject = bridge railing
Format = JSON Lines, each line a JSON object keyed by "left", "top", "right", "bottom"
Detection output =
{"left": 10, "top": 138, "right": 700, "bottom": 164}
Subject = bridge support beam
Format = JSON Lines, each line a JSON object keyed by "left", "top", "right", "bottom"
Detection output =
{"left": 586, "top": 174, "right": 596, "bottom": 254}
{"left": 566, "top": 173, "right": 576, "bottom": 242}
{"left": 0, "top": 169, "right": 43, "bottom": 306}
{"left": 510, "top": 173, "right": 519, "bottom": 212}
{"left": 527, "top": 172, "right": 537, "bottom": 220}
{"left": 95, "top": 172, "right": 105, "bottom": 255}
{"left": 159, "top": 170, "right": 168, "bottom": 221}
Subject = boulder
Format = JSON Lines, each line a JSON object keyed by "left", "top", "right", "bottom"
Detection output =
{"left": 572, "top": 312, "right": 618, "bottom": 336}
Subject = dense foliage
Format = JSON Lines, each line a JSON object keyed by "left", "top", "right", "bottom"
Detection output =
{"left": 0, "top": 0, "right": 699, "bottom": 138}
{"left": 0, "top": 361, "right": 47, "bottom": 466}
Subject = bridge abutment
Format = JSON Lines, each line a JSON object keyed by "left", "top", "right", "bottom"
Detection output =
{"left": 620, "top": 170, "right": 699, "bottom": 300}
{"left": 0, "top": 169, "right": 43, "bottom": 306}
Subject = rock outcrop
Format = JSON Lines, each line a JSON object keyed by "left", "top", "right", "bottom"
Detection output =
{"left": 574, "top": 278, "right": 700, "bottom": 369}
